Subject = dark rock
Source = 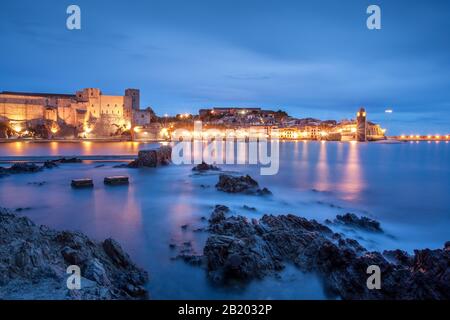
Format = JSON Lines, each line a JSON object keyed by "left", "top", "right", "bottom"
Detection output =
{"left": 104, "top": 176, "right": 129, "bottom": 185}
{"left": 182, "top": 206, "right": 450, "bottom": 300}
{"left": 61, "top": 246, "right": 87, "bottom": 265}
{"left": 177, "top": 254, "right": 204, "bottom": 266}
{"left": 43, "top": 161, "right": 59, "bottom": 169}
{"left": 0, "top": 208, "right": 148, "bottom": 299}
{"left": 215, "top": 174, "right": 271, "bottom": 195}
{"left": 56, "top": 157, "right": 82, "bottom": 163}
{"left": 126, "top": 146, "right": 172, "bottom": 168}
{"left": 71, "top": 179, "right": 94, "bottom": 188}
{"left": 242, "top": 205, "right": 257, "bottom": 211}
{"left": 192, "top": 162, "right": 220, "bottom": 172}
{"left": 209, "top": 205, "right": 230, "bottom": 224}
{"left": 102, "top": 238, "right": 131, "bottom": 268}
{"left": 257, "top": 187, "right": 272, "bottom": 196}
{"left": 383, "top": 249, "right": 413, "bottom": 266}
{"left": 181, "top": 224, "right": 188, "bottom": 230}
{"left": 7, "top": 163, "right": 42, "bottom": 174}
{"left": 328, "top": 213, "right": 383, "bottom": 233}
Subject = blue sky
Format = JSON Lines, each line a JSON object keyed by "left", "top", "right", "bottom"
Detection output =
{"left": 1, "top": 0, "right": 449, "bottom": 135}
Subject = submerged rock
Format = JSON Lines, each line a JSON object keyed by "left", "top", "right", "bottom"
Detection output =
{"left": 183, "top": 207, "right": 450, "bottom": 300}
{"left": 0, "top": 208, "right": 149, "bottom": 300}
{"left": 192, "top": 162, "right": 221, "bottom": 172}
{"left": 215, "top": 174, "right": 272, "bottom": 195}
{"left": 0, "top": 159, "right": 79, "bottom": 177}
{"left": 5, "top": 163, "right": 43, "bottom": 174}
{"left": 326, "top": 213, "right": 383, "bottom": 233}
{"left": 55, "top": 157, "right": 82, "bottom": 163}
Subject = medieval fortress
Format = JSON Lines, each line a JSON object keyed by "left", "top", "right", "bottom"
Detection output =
{"left": 0, "top": 88, "right": 152, "bottom": 137}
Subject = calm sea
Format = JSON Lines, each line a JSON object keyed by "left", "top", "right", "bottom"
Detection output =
{"left": 0, "top": 140, "right": 449, "bottom": 299}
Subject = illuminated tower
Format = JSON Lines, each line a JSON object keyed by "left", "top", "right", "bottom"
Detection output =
{"left": 356, "top": 107, "right": 367, "bottom": 142}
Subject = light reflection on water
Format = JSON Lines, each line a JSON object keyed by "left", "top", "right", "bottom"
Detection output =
{"left": 0, "top": 141, "right": 449, "bottom": 299}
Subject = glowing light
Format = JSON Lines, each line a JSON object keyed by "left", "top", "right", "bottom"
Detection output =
{"left": 51, "top": 127, "right": 58, "bottom": 134}
{"left": 446, "top": 135, "right": 449, "bottom": 139}
{"left": 133, "top": 127, "right": 141, "bottom": 133}
{"left": 160, "top": 128, "right": 169, "bottom": 137}
{"left": 415, "top": 135, "right": 420, "bottom": 139}
{"left": 409, "top": 135, "right": 414, "bottom": 139}
{"left": 400, "top": 135, "right": 406, "bottom": 139}
{"left": 125, "top": 123, "right": 132, "bottom": 130}
{"left": 385, "top": 109, "right": 393, "bottom": 113}
{"left": 13, "top": 124, "right": 22, "bottom": 133}
{"left": 84, "top": 126, "right": 92, "bottom": 134}
{"left": 427, "top": 135, "right": 432, "bottom": 139}
{"left": 435, "top": 135, "right": 441, "bottom": 139}
{"left": 351, "top": 127, "right": 357, "bottom": 133}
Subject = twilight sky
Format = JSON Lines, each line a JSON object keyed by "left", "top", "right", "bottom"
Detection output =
{"left": 1, "top": 0, "right": 449, "bottom": 135}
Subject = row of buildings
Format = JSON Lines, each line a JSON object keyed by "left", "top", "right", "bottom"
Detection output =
{"left": 0, "top": 88, "right": 385, "bottom": 141}
{"left": 196, "top": 107, "right": 385, "bottom": 141}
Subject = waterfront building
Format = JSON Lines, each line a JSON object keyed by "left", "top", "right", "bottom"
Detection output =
{"left": 0, "top": 88, "right": 149, "bottom": 137}
{"left": 333, "top": 110, "right": 385, "bottom": 141}
{"left": 279, "top": 127, "right": 298, "bottom": 139}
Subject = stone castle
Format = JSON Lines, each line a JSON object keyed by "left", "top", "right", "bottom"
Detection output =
{"left": 0, "top": 88, "right": 152, "bottom": 137}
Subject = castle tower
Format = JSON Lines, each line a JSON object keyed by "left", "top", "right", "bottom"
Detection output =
{"left": 125, "top": 89, "right": 140, "bottom": 110}
{"left": 356, "top": 107, "right": 367, "bottom": 142}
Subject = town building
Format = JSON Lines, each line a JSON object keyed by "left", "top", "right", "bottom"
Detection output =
{"left": 0, "top": 88, "right": 152, "bottom": 137}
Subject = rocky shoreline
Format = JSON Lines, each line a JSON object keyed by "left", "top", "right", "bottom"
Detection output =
{"left": 0, "top": 208, "right": 149, "bottom": 300}
{"left": 179, "top": 205, "right": 450, "bottom": 300}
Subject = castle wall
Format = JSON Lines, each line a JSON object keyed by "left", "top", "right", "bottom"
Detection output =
{"left": 0, "top": 88, "right": 141, "bottom": 137}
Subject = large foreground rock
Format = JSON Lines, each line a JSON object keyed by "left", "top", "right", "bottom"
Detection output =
{"left": 0, "top": 208, "right": 148, "bottom": 300}
{"left": 186, "top": 207, "right": 450, "bottom": 300}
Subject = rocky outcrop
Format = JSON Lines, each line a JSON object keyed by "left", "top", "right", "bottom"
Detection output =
{"left": 215, "top": 174, "right": 272, "bottom": 195}
{"left": 127, "top": 146, "right": 172, "bottom": 168}
{"left": 326, "top": 213, "right": 383, "bottom": 233}
{"left": 0, "top": 158, "right": 82, "bottom": 177}
{"left": 1, "top": 162, "right": 43, "bottom": 174}
{"left": 192, "top": 162, "right": 220, "bottom": 172}
{"left": 184, "top": 208, "right": 450, "bottom": 300}
{"left": 0, "top": 208, "right": 148, "bottom": 300}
